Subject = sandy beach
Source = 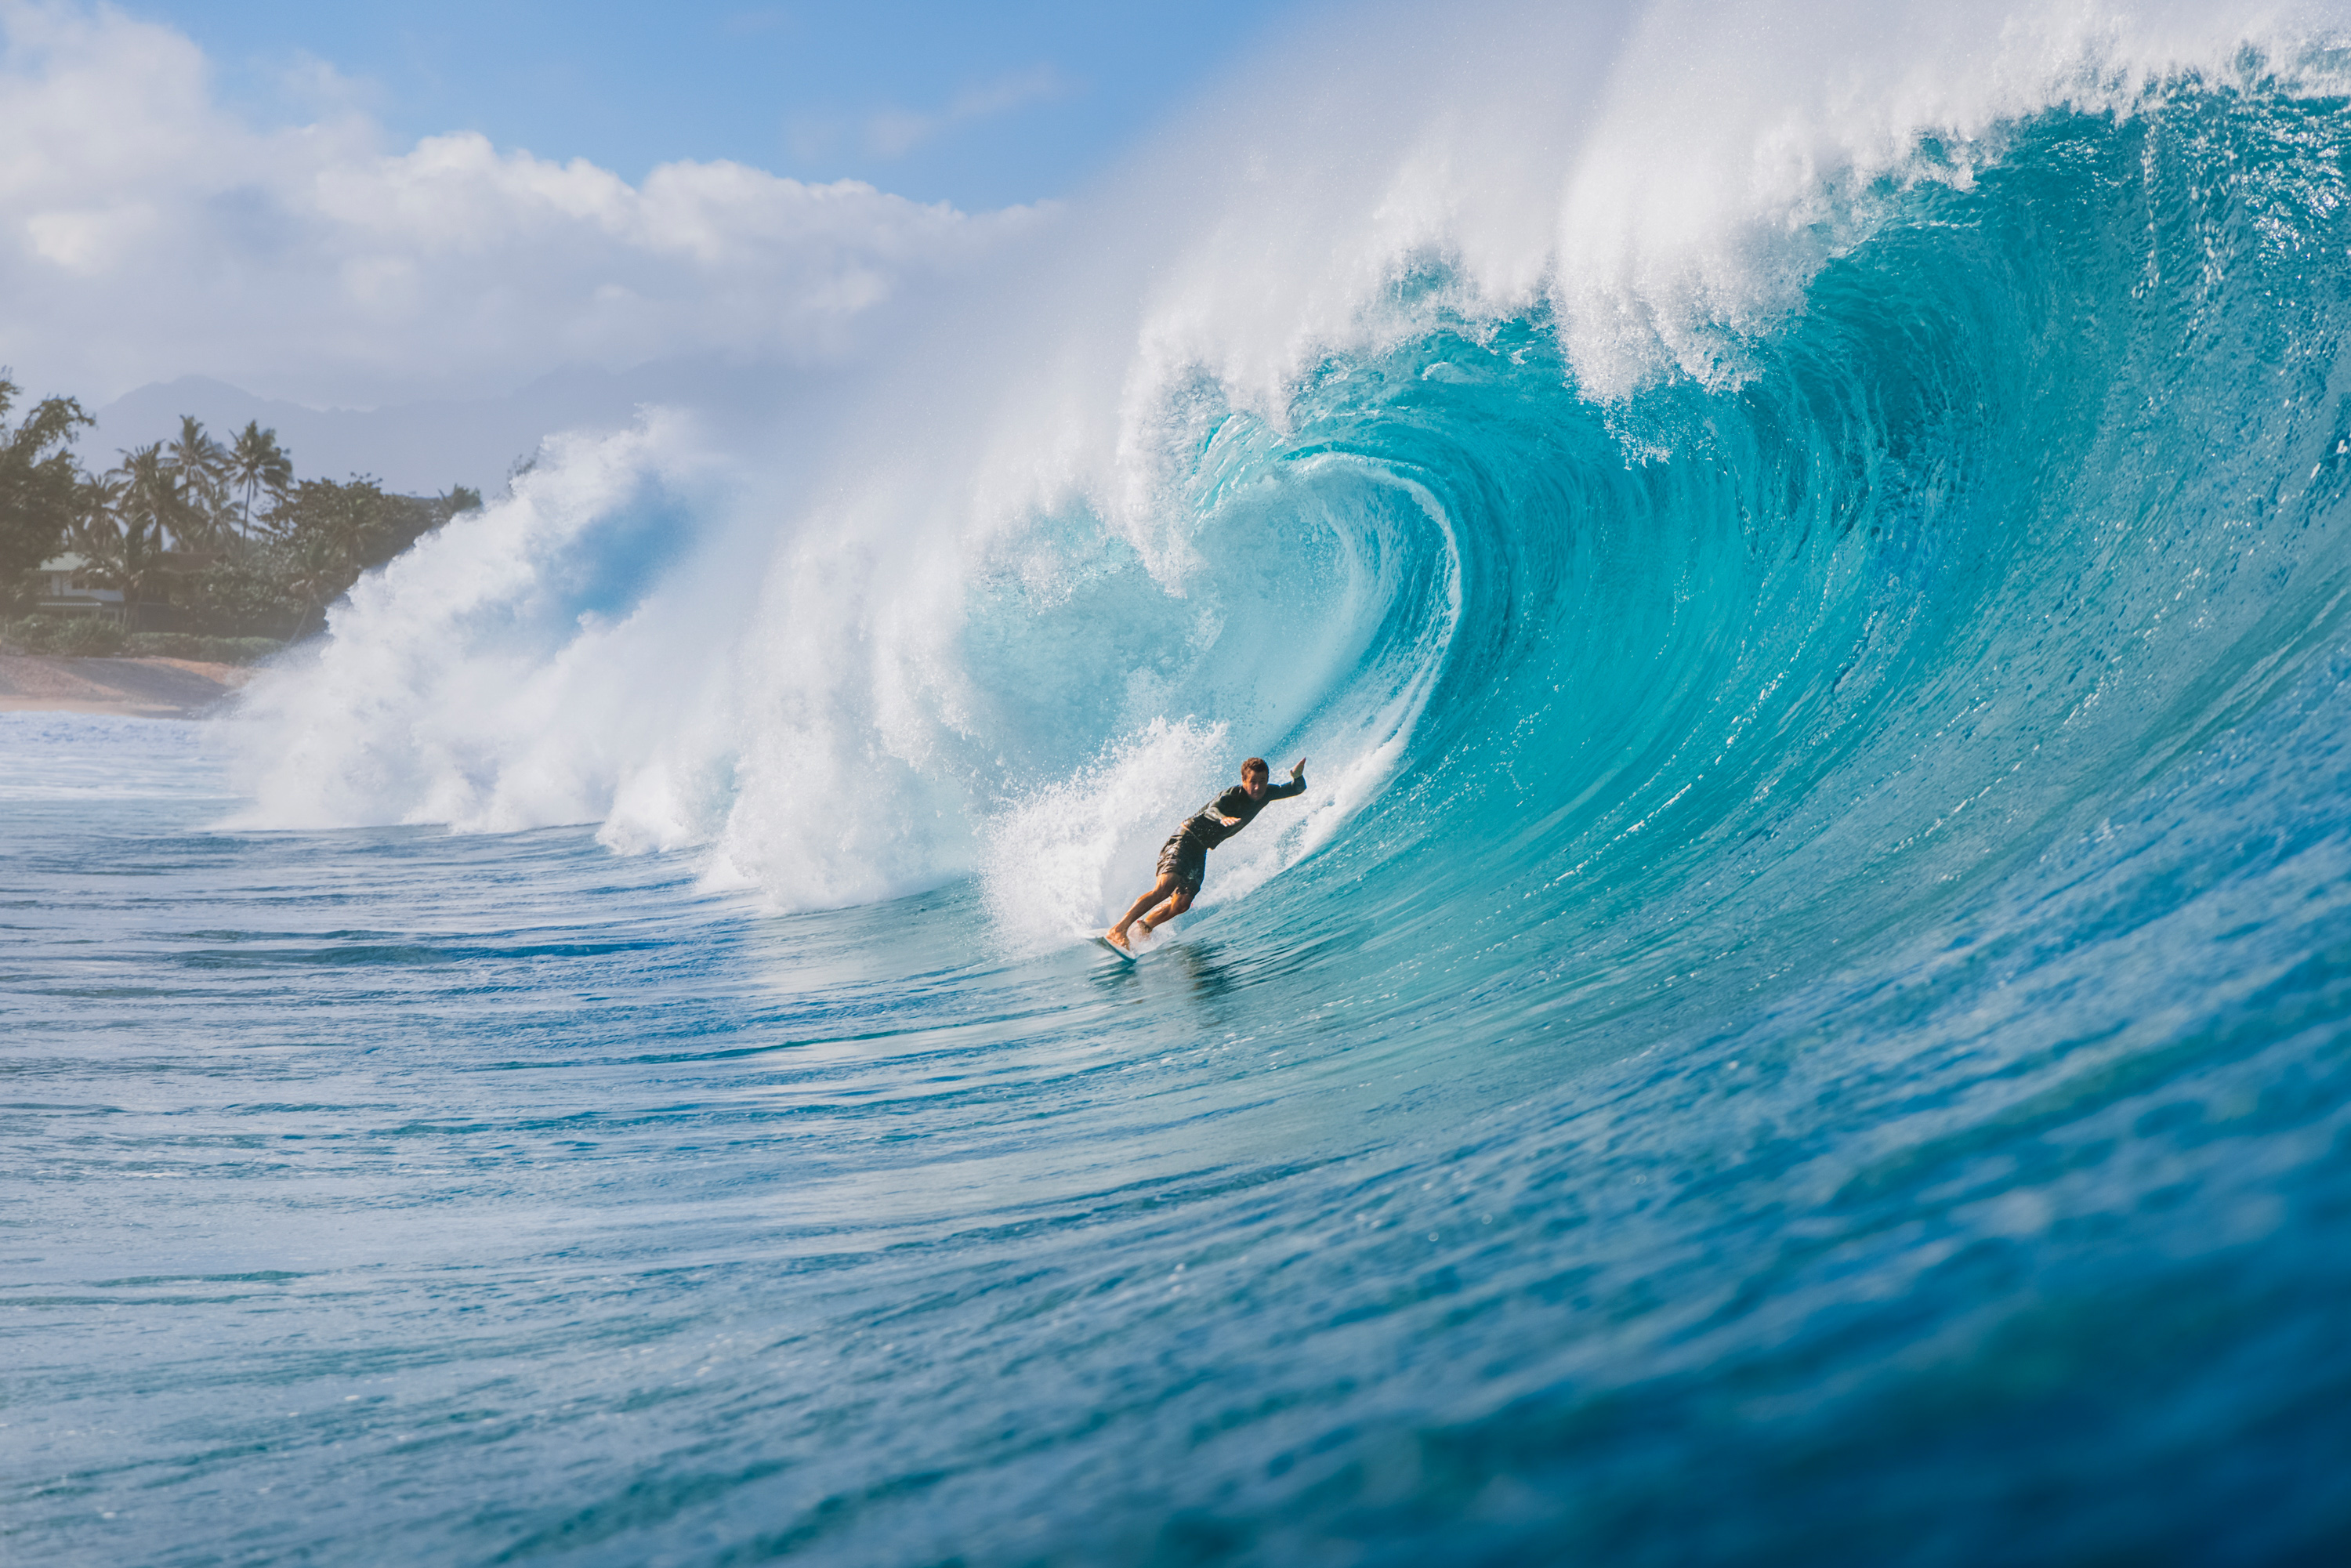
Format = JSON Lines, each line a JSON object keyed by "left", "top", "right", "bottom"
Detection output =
{"left": 0, "top": 654, "right": 256, "bottom": 719}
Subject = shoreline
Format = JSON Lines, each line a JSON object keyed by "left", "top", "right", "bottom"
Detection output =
{"left": 0, "top": 653, "right": 257, "bottom": 719}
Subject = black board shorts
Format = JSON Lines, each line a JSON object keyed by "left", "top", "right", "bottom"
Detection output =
{"left": 1157, "top": 830, "right": 1208, "bottom": 896}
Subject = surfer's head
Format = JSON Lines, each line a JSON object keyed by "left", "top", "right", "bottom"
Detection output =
{"left": 1241, "top": 757, "right": 1270, "bottom": 799}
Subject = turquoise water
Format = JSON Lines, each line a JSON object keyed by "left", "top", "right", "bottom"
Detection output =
{"left": 12, "top": 85, "right": 2351, "bottom": 1564}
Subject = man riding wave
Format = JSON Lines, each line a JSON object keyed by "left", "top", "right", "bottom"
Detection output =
{"left": 1106, "top": 755, "right": 1307, "bottom": 951}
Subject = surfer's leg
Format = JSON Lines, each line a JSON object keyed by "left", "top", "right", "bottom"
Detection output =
{"left": 1139, "top": 837, "right": 1205, "bottom": 936}
{"left": 1140, "top": 887, "right": 1194, "bottom": 933}
{"left": 1115, "top": 833, "right": 1202, "bottom": 947}
{"left": 1109, "top": 874, "right": 1177, "bottom": 947}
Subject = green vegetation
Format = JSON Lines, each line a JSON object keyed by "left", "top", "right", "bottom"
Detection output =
{"left": 0, "top": 614, "right": 125, "bottom": 657}
{"left": 0, "top": 378, "right": 92, "bottom": 587}
{"left": 0, "top": 370, "right": 482, "bottom": 652}
{"left": 0, "top": 617, "right": 286, "bottom": 663}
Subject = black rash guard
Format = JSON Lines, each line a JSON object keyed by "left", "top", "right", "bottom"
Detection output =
{"left": 1179, "top": 777, "right": 1306, "bottom": 850}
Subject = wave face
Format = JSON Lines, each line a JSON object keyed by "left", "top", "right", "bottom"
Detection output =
{"left": 18, "top": 6, "right": 2351, "bottom": 1566}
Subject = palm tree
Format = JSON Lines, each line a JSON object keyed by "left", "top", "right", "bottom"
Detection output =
{"left": 226, "top": 421, "right": 292, "bottom": 539}
{"left": 163, "top": 415, "right": 232, "bottom": 548}
{"left": 0, "top": 375, "right": 92, "bottom": 584}
{"left": 88, "top": 445, "right": 195, "bottom": 627}
{"left": 67, "top": 467, "right": 122, "bottom": 567}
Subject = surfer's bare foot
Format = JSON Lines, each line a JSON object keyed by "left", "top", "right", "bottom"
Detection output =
{"left": 1104, "top": 928, "right": 1131, "bottom": 952}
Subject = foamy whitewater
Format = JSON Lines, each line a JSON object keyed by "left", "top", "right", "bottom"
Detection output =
{"left": 12, "top": 2, "right": 2351, "bottom": 1562}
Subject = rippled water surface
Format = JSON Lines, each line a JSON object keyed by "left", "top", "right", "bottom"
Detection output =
{"left": 9, "top": 652, "right": 2351, "bottom": 1568}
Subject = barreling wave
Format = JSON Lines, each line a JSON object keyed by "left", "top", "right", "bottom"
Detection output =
{"left": 229, "top": 0, "right": 2351, "bottom": 967}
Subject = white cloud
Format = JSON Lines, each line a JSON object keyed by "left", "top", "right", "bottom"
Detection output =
{"left": 0, "top": 0, "right": 1050, "bottom": 407}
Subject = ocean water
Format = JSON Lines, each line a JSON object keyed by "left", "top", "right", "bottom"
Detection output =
{"left": 13, "top": 5, "right": 2351, "bottom": 1563}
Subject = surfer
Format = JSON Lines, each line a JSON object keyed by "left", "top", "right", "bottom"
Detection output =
{"left": 1106, "top": 756, "right": 1307, "bottom": 951}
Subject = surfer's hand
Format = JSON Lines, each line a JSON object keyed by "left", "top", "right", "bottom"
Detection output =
{"left": 1289, "top": 757, "right": 1306, "bottom": 782}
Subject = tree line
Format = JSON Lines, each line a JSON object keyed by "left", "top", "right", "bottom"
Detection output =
{"left": 0, "top": 373, "right": 480, "bottom": 641}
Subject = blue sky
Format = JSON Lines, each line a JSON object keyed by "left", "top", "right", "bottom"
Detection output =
{"left": 0, "top": 0, "right": 1331, "bottom": 412}
{"left": 119, "top": 0, "right": 1316, "bottom": 208}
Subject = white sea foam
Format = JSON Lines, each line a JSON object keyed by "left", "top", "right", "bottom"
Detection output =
{"left": 226, "top": 414, "right": 752, "bottom": 841}
{"left": 225, "top": 0, "right": 2351, "bottom": 922}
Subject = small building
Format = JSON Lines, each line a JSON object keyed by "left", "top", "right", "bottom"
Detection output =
{"left": 31, "top": 555, "right": 124, "bottom": 619}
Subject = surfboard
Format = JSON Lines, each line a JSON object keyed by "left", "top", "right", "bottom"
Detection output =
{"left": 1089, "top": 935, "right": 1138, "bottom": 965}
